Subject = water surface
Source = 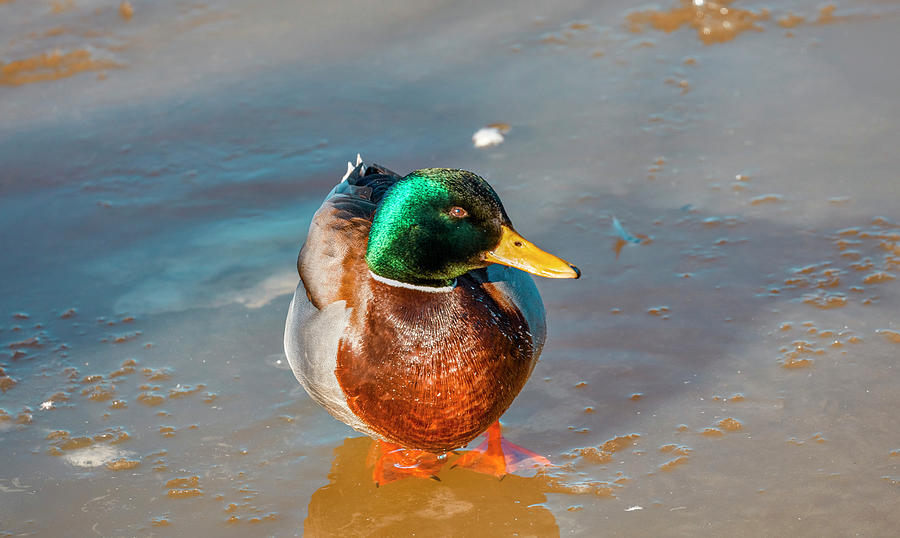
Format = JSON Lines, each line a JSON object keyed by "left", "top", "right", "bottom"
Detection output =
{"left": 2, "top": 0, "right": 899, "bottom": 535}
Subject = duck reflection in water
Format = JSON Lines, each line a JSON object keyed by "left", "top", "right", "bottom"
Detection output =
{"left": 304, "top": 437, "right": 559, "bottom": 537}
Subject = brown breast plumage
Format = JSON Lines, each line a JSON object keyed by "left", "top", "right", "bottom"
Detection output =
{"left": 334, "top": 273, "right": 535, "bottom": 452}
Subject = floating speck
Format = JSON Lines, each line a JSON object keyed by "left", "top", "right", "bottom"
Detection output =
{"left": 472, "top": 124, "right": 510, "bottom": 148}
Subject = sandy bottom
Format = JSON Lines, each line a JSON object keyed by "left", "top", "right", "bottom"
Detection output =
{"left": 2, "top": 0, "right": 899, "bottom": 536}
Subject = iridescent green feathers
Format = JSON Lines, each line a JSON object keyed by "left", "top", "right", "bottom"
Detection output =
{"left": 365, "top": 169, "right": 511, "bottom": 287}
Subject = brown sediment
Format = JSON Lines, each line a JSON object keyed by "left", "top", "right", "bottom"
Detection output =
{"left": 168, "top": 488, "right": 203, "bottom": 498}
{"left": 137, "top": 392, "right": 165, "bottom": 406}
{"left": 802, "top": 292, "right": 847, "bottom": 309}
{"left": 540, "top": 33, "right": 566, "bottom": 45}
{"left": 82, "top": 383, "right": 115, "bottom": 402}
{"left": 535, "top": 469, "right": 617, "bottom": 497}
{"left": 50, "top": 0, "right": 73, "bottom": 14}
{"left": 95, "top": 429, "right": 130, "bottom": 444}
{"left": 167, "top": 476, "right": 199, "bottom": 488}
{"left": 60, "top": 436, "right": 94, "bottom": 451}
{"left": 151, "top": 518, "right": 170, "bottom": 527}
{"left": 109, "top": 365, "right": 136, "bottom": 378}
{"left": 601, "top": 434, "right": 641, "bottom": 454}
{"left": 575, "top": 447, "right": 612, "bottom": 464}
{"left": 627, "top": 0, "right": 769, "bottom": 45}
{"left": 112, "top": 331, "right": 141, "bottom": 343}
{"left": 570, "top": 434, "right": 640, "bottom": 464}
{"left": 702, "top": 428, "right": 724, "bottom": 437}
{"left": 166, "top": 476, "right": 202, "bottom": 498}
{"left": 119, "top": 1, "right": 134, "bottom": 20}
{"left": 9, "top": 336, "right": 41, "bottom": 349}
{"left": 749, "top": 194, "right": 784, "bottom": 205}
{"left": 142, "top": 367, "right": 172, "bottom": 381}
{"left": 660, "top": 444, "right": 691, "bottom": 455}
{"left": 718, "top": 418, "right": 743, "bottom": 431}
{"left": 788, "top": 433, "right": 827, "bottom": 445}
{"left": 659, "top": 455, "right": 689, "bottom": 471}
{"left": 107, "top": 458, "right": 140, "bottom": 471}
{"left": 815, "top": 5, "right": 840, "bottom": 25}
{"left": 863, "top": 272, "right": 895, "bottom": 284}
{"left": 0, "top": 370, "right": 17, "bottom": 392}
{"left": 777, "top": 13, "right": 805, "bottom": 28}
{"left": 876, "top": 329, "right": 900, "bottom": 344}
{"left": 779, "top": 339, "right": 825, "bottom": 368}
{"left": 0, "top": 50, "right": 121, "bottom": 86}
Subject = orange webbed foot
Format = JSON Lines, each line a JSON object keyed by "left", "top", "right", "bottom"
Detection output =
{"left": 368, "top": 440, "right": 447, "bottom": 486}
{"left": 453, "top": 422, "right": 551, "bottom": 479}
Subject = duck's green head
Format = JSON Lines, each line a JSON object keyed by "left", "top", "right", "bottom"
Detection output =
{"left": 365, "top": 168, "right": 580, "bottom": 287}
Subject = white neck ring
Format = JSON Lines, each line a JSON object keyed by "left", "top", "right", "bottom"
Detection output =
{"left": 369, "top": 270, "right": 456, "bottom": 293}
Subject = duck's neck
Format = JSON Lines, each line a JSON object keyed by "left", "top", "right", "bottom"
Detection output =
{"left": 365, "top": 248, "right": 455, "bottom": 288}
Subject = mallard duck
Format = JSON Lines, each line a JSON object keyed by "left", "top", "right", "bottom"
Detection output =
{"left": 284, "top": 156, "right": 579, "bottom": 479}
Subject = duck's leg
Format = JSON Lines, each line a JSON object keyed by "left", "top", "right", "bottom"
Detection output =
{"left": 368, "top": 439, "right": 446, "bottom": 486}
{"left": 453, "top": 421, "right": 551, "bottom": 478}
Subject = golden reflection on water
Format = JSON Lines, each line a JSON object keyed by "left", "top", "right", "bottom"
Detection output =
{"left": 305, "top": 437, "right": 559, "bottom": 537}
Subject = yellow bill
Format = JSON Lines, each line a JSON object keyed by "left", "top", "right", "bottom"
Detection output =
{"left": 484, "top": 225, "right": 580, "bottom": 279}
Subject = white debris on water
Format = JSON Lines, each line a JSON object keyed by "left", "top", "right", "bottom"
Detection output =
{"left": 472, "top": 127, "right": 505, "bottom": 148}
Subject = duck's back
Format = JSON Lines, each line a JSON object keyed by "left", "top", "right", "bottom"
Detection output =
{"left": 297, "top": 161, "right": 402, "bottom": 309}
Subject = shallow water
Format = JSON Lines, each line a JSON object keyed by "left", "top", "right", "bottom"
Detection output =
{"left": 2, "top": 0, "right": 900, "bottom": 536}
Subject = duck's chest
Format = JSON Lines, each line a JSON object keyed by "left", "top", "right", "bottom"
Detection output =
{"left": 334, "top": 277, "right": 536, "bottom": 451}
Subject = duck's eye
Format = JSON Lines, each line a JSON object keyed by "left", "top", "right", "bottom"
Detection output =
{"left": 448, "top": 206, "right": 468, "bottom": 218}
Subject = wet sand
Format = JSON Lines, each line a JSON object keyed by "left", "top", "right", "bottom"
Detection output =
{"left": 2, "top": 0, "right": 899, "bottom": 535}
